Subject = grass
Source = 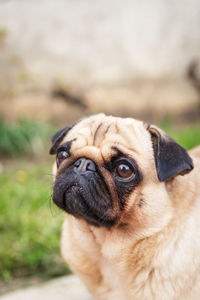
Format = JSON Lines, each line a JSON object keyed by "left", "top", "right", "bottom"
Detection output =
{"left": 0, "top": 118, "right": 55, "bottom": 158}
{"left": 0, "top": 162, "right": 70, "bottom": 287}
{"left": 0, "top": 118, "right": 199, "bottom": 290}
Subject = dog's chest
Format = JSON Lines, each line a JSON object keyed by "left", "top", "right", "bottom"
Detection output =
{"left": 92, "top": 229, "right": 130, "bottom": 299}
{"left": 99, "top": 256, "right": 127, "bottom": 300}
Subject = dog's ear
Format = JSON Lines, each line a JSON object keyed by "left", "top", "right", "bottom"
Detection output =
{"left": 147, "top": 125, "right": 193, "bottom": 182}
{"left": 49, "top": 125, "right": 73, "bottom": 155}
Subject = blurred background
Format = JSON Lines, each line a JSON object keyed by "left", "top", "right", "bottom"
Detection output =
{"left": 0, "top": 0, "right": 200, "bottom": 295}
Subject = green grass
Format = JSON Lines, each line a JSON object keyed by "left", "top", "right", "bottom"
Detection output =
{"left": 0, "top": 162, "right": 70, "bottom": 286}
{"left": 0, "top": 119, "right": 55, "bottom": 158}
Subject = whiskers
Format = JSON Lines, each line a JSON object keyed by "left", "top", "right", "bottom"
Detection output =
{"left": 43, "top": 172, "right": 63, "bottom": 217}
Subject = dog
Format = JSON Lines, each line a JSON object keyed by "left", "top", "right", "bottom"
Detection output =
{"left": 50, "top": 114, "right": 200, "bottom": 300}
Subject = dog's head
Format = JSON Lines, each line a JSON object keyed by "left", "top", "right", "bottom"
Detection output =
{"left": 50, "top": 114, "right": 193, "bottom": 232}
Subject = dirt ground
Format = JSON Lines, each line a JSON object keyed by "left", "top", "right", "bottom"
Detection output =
{"left": 0, "top": 275, "right": 91, "bottom": 300}
{"left": 1, "top": 78, "right": 200, "bottom": 126}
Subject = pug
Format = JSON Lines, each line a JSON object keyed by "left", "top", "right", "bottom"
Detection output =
{"left": 50, "top": 114, "right": 200, "bottom": 300}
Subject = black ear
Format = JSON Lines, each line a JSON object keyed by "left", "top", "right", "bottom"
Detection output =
{"left": 147, "top": 125, "right": 193, "bottom": 181}
{"left": 49, "top": 125, "right": 73, "bottom": 155}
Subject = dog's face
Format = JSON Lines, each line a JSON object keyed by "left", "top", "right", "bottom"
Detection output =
{"left": 50, "top": 114, "right": 193, "bottom": 232}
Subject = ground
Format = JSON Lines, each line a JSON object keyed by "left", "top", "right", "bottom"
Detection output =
{"left": 0, "top": 275, "right": 92, "bottom": 300}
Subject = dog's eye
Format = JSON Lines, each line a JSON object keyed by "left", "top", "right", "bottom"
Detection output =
{"left": 56, "top": 149, "right": 69, "bottom": 167}
{"left": 114, "top": 162, "right": 134, "bottom": 179}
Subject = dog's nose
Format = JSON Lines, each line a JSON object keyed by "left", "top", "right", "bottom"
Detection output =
{"left": 74, "top": 158, "right": 96, "bottom": 173}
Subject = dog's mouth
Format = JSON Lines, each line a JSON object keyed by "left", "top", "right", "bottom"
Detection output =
{"left": 53, "top": 167, "right": 118, "bottom": 228}
{"left": 63, "top": 184, "right": 118, "bottom": 227}
{"left": 62, "top": 185, "right": 88, "bottom": 216}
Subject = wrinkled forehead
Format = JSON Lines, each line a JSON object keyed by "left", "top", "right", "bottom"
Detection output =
{"left": 61, "top": 114, "right": 153, "bottom": 162}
